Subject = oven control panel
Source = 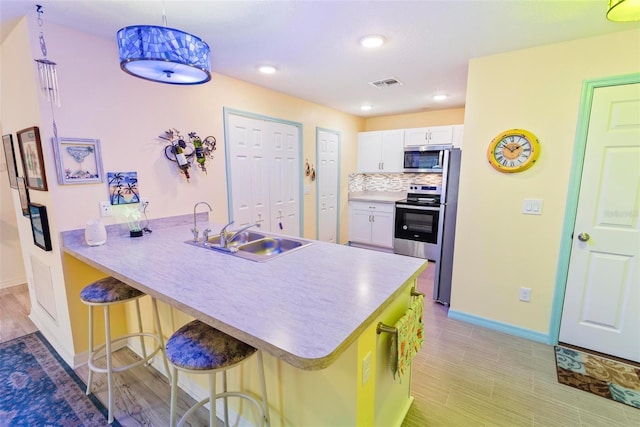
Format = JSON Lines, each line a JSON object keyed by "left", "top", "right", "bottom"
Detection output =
{"left": 408, "top": 184, "right": 441, "bottom": 195}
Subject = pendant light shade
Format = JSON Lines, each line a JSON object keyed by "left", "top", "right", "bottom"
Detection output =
{"left": 117, "top": 25, "right": 211, "bottom": 85}
{"left": 607, "top": 0, "right": 640, "bottom": 22}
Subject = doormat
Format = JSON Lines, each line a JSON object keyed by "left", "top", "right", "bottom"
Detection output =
{"left": 554, "top": 346, "right": 640, "bottom": 409}
{"left": 0, "top": 332, "right": 121, "bottom": 426}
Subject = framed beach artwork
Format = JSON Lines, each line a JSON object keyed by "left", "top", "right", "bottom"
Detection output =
{"left": 28, "top": 203, "right": 53, "bottom": 251}
{"left": 17, "top": 177, "right": 30, "bottom": 216}
{"left": 52, "top": 137, "right": 104, "bottom": 185}
{"left": 17, "top": 126, "right": 48, "bottom": 191}
{"left": 107, "top": 171, "right": 140, "bottom": 205}
{"left": 2, "top": 134, "right": 20, "bottom": 189}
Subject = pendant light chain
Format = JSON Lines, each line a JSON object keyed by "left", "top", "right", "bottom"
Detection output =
{"left": 162, "top": 0, "right": 168, "bottom": 27}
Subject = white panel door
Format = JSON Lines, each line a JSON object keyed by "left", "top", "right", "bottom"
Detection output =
{"left": 559, "top": 83, "right": 640, "bottom": 362}
{"left": 317, "top": 130, "right": 339, "bottom": 243}
{"left": 228, "top": 115, "right": 259, "bottom": 227}
{"left": 228, "top": 114, "right": 270, "bottom": 229}
{"left": 270, "top": 121, "right": 299, "bottom": 236}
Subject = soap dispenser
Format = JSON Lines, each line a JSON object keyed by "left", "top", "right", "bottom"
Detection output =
{"left": 85, "top": 219, "right": 107, "bottom": 246}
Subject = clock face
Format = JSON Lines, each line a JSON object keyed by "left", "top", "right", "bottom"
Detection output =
{"left": 488, "top": 129, "right": 540, "bottom": 173}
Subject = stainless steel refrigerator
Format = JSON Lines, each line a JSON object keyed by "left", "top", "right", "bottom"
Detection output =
{"left": 434, "top": 148, "right": 461, "bottom": 305}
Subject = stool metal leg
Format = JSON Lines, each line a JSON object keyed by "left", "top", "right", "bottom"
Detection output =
{"left": 104, "top": 305, "right": 114, "bottom": 424}
{"left": 257, "top": 351, "right": 270, "bottom": 427}
{"left": 222, "top": 371, "right": 229, "bottom": 426}
{"left": 209, "top": 372, "right": 217, "bottom": 427}
{"left": 151, "top": 297, "right": 171, "bottom": 381}
{"left": 170, "top": 366, "right": 179, "bottom": 427}
{"left": 86, "top": 305, "right": 94, "bottom": 396}
{"left": 134, "top": 299, "right": 148, "bottom": 361}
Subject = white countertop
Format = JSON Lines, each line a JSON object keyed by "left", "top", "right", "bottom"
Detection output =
{"left": 348, "top": 191, "right": 405, "bottom": 203}
{"left": 62, "top": 215, "right": 426, "bottom": 370}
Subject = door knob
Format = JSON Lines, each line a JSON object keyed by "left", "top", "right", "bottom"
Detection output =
{"left": 577, "top": 232, "right": 590, "bottom": 242}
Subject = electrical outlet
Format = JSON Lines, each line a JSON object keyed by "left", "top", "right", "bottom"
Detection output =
{"left": 362, "top": 351, "right": 371, "bottom": 385}
{"left": 139, "top": 199, "right": 149, "bottom": 212}
{"left": 99, "top": 201, "right": 113, "bottom": 217}
{"left": 519, "top": 287, "right": 531, "bottom": 302}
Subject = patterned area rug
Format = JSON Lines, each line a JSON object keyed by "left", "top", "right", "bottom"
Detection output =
{"left": 555, "top": 346, "right": 640, "bottom": 409}
{"left": 0, "top": 332, "right": 121, "bottom": 426}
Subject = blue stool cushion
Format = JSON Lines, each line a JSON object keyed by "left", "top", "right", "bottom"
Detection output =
{"left": 80, "top": 277, "right": 144, "bottom": 304}
{"left": 166, "top": 320, "right": 257, "bottom": 370}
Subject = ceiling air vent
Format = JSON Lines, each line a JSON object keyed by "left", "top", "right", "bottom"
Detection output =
{"left": 369, "top": 78, "right": 403, "bottom": 88}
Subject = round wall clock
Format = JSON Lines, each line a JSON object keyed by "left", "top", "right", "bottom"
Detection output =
{"left": 487, "top": 129, "right": 540, "bottom": 173}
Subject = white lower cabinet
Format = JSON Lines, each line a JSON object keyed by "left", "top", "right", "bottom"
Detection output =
{"left": 348, "top": 201, "right": 395, "bottom": 249}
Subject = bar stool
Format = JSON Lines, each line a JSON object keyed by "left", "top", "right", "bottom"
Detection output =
{"left": 80, "top": 276, "right": 170, "bottom": 424}
{"left": 166, "top": 319, "right": 270, "bottom": 427}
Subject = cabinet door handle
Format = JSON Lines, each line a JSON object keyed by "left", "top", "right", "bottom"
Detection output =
{"left": 371, "top": 215, "right": 375, "bottom": 223}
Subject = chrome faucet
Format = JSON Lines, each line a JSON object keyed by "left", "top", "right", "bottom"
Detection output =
{"left": 192, "top": 201, "right": 212, "bottom": 243}
{"left": 219, "top": 221, "right": 260, "bottom": 248}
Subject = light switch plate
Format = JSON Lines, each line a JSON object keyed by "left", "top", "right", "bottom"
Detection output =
{"left": 99, "top": 201, "right": 113, "bottom": 217}
{"left": 523, "top": 199, "right": 543, "bottom": 215}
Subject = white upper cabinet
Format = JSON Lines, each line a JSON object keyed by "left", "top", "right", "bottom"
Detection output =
{"left": 404, "top": 125, "right": 461, "bottom": 147}
{"left": 452, "top": 124, "right": 464, "bottom": 148}
{"left": 357, "top": 130, "right": 404, "bottom": 173}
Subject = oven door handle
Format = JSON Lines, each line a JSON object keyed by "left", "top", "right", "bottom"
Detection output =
{"left": 396, "top": 204, "right": 440, "bottom": 211}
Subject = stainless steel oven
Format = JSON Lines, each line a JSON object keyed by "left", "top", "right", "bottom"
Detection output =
{"left": 394, "top": 186, "right": 443, "bottom": 260}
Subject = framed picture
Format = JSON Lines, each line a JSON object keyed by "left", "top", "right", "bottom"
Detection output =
{"left": 17, "top": 177, "right": 30, "bottom": 217}
{"left": 52, "top": 137, "right": 104, "bottom": 185}
{"left": 2, "top": 134, "right": 20, "bottom": 189}
{"left": 107, "top": 171, "right": 140, "bottom": 205}
{"left": 17, "top": 127, "right": 48, "bottom": 191}
{"left": 28, "top": 203, "right": 52, "bottom": 251}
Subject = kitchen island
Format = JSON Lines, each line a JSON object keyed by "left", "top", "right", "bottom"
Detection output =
{"left": 62, "top": 214, "right": 427, "bottom": 426}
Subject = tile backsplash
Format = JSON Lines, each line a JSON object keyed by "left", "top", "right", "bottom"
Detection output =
{"left": 348, "top": 173, "right": 443, "bottom": 192}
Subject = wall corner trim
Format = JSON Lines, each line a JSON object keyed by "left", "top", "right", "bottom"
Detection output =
{"left": 447, "top": 309, "right": 551, "bottom": 345}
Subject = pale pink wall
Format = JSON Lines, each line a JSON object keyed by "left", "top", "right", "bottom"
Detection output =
{"left": 17, "top": 18, "right": 363, "bottom": 239}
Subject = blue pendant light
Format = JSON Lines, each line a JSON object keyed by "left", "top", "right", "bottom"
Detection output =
{"left": 117, "top": 17, "right": 211, "bottom": 85}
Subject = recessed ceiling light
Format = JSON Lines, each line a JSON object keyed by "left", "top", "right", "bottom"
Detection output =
{"left": 433, "top": 94, "right": 448, "bottom": 101}
{"left": 360, "top": 35, "right": 386, "bottom": 48}
{"left": 360, "top": 105, "right": 373, "bottom": 111}
{"left": 259, "top": 65, "right": 277, "bottom": 74}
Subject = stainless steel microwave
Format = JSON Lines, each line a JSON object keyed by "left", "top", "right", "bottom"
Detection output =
{"left": 403, "top": 144, "right": 452, "bottom": 173}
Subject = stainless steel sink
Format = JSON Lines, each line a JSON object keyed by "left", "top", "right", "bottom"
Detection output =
{"left": 185, "top": 232, "right": 311, "bottom": 262}
{"left": 207, "top": 231, "right": 265, "bottom": 248}
{"left": 235, "top": 236, "right": 311, "bottom": 262}
{"left": 238, "top": 237, "right": 304, "bottom": 255}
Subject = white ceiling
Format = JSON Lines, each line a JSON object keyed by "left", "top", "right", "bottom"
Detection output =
{"left": 1, "top": 1, "right": 637, "bottom": 117}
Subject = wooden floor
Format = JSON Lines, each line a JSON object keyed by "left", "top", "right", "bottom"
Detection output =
{"left": 2, "top": 265, "right": 639, "bottom": 426}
